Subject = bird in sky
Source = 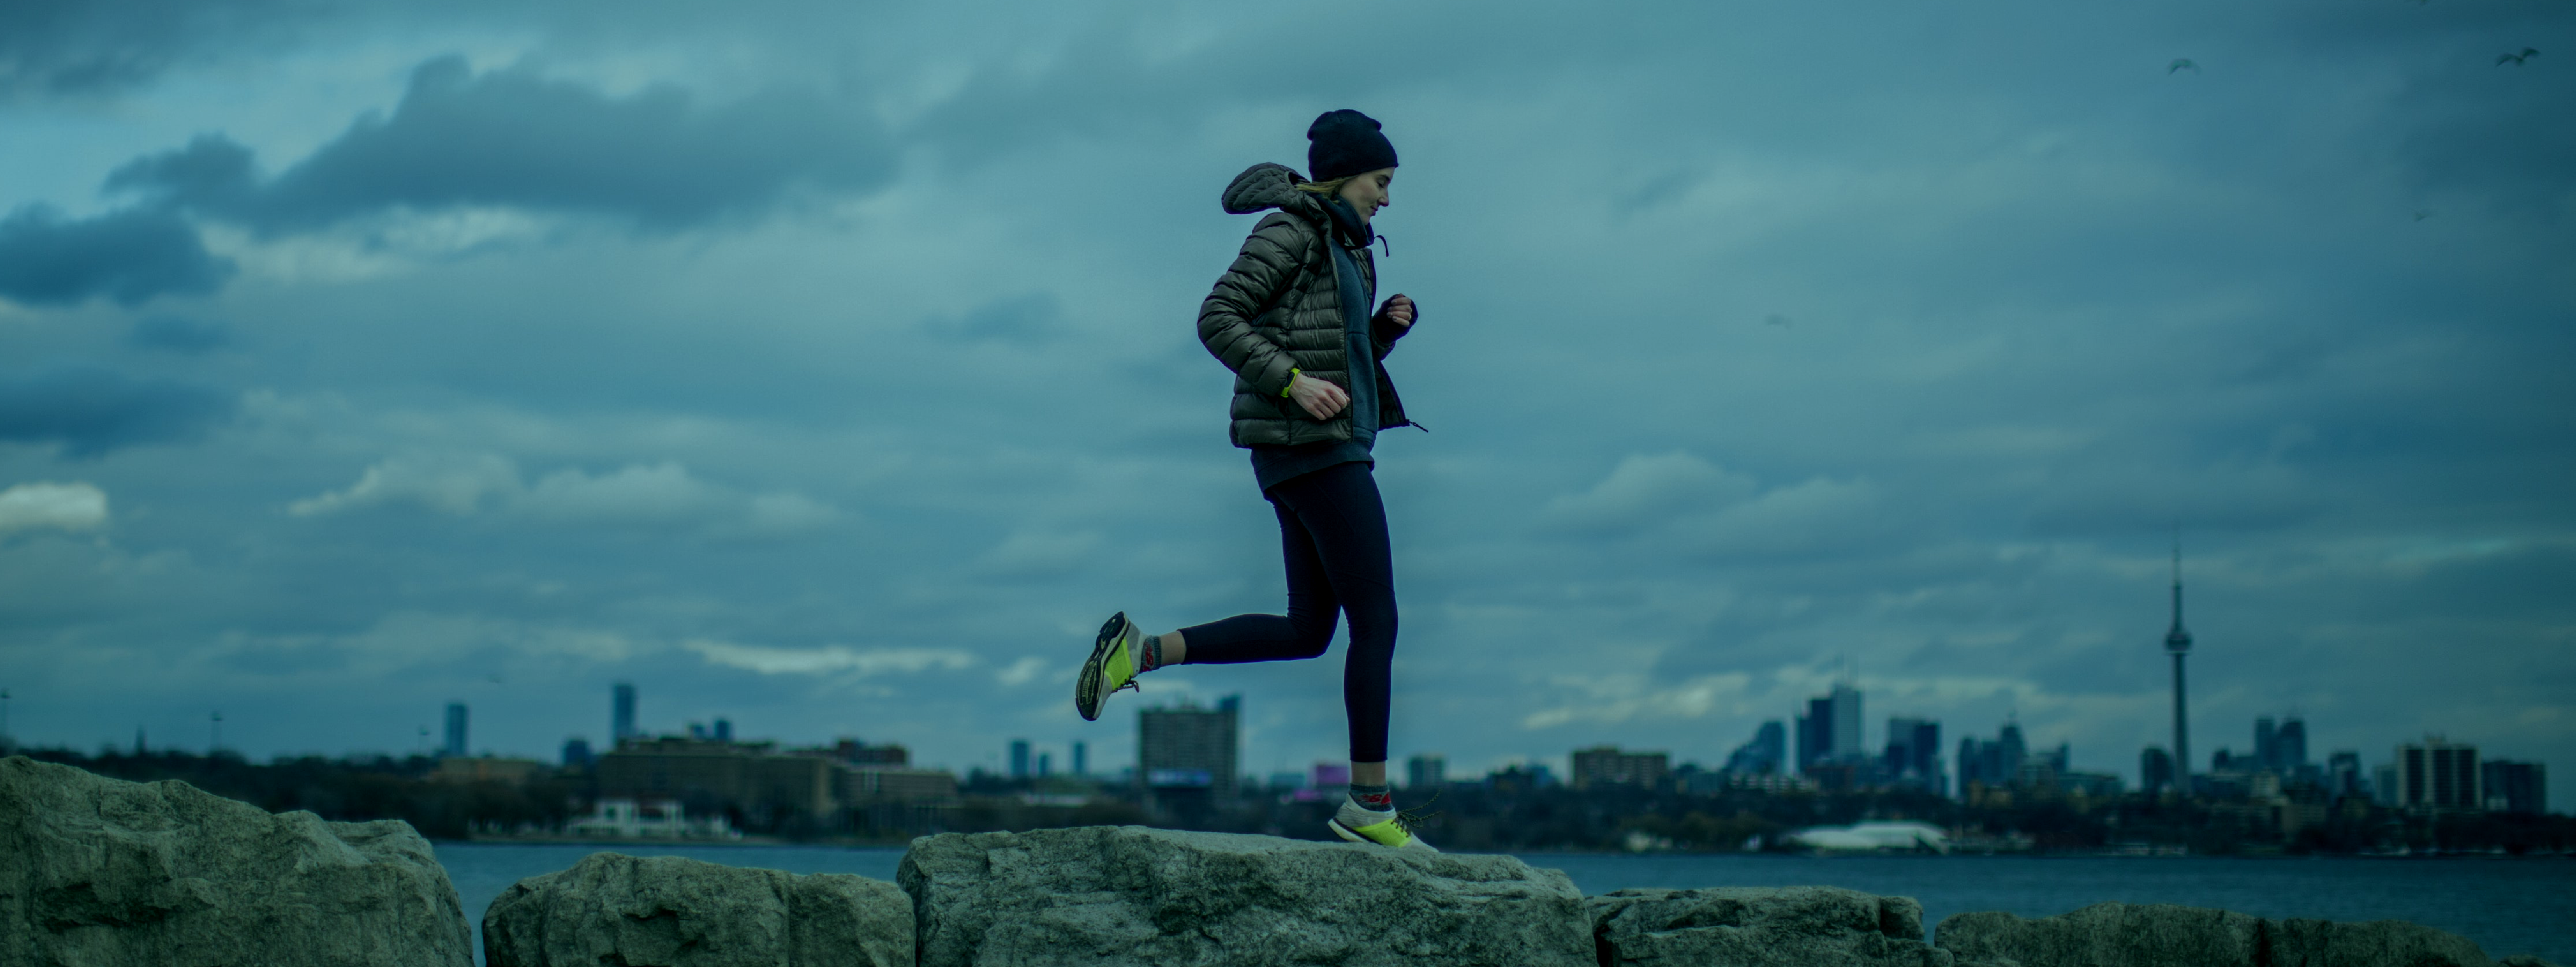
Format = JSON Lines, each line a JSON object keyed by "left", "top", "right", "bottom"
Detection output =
{"left": 2497, "top": 48, "right": 2538, "bottom": 66}
{"left": 2169, "top": 58, "right": 2198, "bottom": 74}
{"left": 2413, "top": 210, "right": 2435, "bottom": 222}
{"left": 1764, "top": 314, "right": 1793, "bottom": 328}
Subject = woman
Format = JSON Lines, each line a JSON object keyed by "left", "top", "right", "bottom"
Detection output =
{"left": 1075, "top": 109, "right": 1430, "bottom": 850}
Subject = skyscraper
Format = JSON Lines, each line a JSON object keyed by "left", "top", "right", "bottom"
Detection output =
{"left": 612, "top": 682, "right": 637, "bottom": 743}
{"left": 443, "top": 702, "right": 468, "bottom": 758}
{"left": 1406, "top": 753, "right": 1447, "bottom": 789}
{"left": 1140, "top": 696, "right": 1240, "bottom": 811}
{"left": 1884, "top": 717, "right": 1941, "bottom": 791}
{"left": 2275, "top": 716, "right": 2307, "bottom": 772}
{"left": 1795, "top": 682, "right": 1863, "bottom": 773}
{"left": 1009, "top": 739, "right": 1032, "bottom": 779}
{"left": 1725, "top": 720, "right": 1786, "bottom": 775}
{"left": 1071, "top": 740, "right": 1088, "bottom": 776}
{"left": 2164, "top": 539, "right": 2194, "bottom": 797}
{"left": 2396, "top": 736, "right": 2480, "bottom": 812}
{"left": 2141, "top": 747, "right": 2175, "bottom": 795}
{"left": 2254, "top": 717, "right": 2277, "bottom": 772}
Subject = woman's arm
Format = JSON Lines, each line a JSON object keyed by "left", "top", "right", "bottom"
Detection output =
{"left": 1197, "top": 214, "right": 1311, "bottom": 399}
{"left": 1370, "top": 294, "right": 1414, "bottom": 361}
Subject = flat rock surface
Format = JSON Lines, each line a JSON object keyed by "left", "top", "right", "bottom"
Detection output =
{"left": 1591, "top": 886, "right": 1952, "bottom": 967}
{"left": 0, "top": 755, "right": 471, "bottom": 967}
{"left": 1936, "top": 901, "right": 2518, "bottom": 967}
{"left": 898, "top": 825, "right": 1595, "bottom": 967}
{"left": 482, "top": 851, "right": 912, "bottom": 967}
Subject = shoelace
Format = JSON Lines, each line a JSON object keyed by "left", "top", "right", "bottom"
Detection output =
{"left": 1393, "top": 790, "right": 1444, "bottom": 832}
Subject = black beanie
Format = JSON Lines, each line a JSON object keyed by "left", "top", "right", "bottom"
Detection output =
{"left": 1307, "top": 109, "right": 1398, "bottom": 182}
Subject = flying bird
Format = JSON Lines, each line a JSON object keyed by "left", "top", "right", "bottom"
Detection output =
{"left": 2169, "top": 59, "right": 2198, "bottom": 74}
{"left": 1764, "top": 314, "right": 1793, "bottom": 328}
{"left": 2413, "top": 209, "right": 2435, "bottom": 222}
{"left": 2497, "top": 48, "right": 2538, "bottom": 66}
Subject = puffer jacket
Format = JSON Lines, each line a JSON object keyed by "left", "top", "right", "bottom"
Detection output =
{"left": 1198, "top": 162, "right": 1413, "bottom": 448}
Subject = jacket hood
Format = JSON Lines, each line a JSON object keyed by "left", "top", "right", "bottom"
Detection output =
{"left": 1221, "top": 162, "right": 1326, "bottom": 221}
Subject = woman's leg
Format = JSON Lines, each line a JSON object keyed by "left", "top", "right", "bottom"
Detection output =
{"left": 1169, "top": 487, "right": 1341, "bottom": 664}
{"left": 1271, "top": 463, "right": 1398, "bottom": 767}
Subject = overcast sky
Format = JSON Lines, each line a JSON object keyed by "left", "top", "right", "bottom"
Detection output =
{"left": 2, "top": 0, "right": 2569, "bottom": 807}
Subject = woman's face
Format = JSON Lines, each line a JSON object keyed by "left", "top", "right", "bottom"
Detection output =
{"left": 1338, "top": 168, "right": 1395, "bottom": 224}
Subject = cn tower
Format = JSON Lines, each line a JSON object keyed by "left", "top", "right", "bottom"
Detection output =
{"left": 2163, "top": 538, "right": 2193, "bottom": 798}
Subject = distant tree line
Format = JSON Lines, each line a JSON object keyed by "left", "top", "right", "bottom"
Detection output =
{"left": 20, "top": 748, "right": 577, "bottom": 840}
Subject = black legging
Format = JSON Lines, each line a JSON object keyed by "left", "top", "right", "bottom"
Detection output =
{"left": 1177, "top": 461, "right": 1397, "bottom": 763}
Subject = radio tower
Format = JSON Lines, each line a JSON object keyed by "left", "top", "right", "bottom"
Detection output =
{"left": 2163, "top": 532, "right": 2194, "bottom": 799}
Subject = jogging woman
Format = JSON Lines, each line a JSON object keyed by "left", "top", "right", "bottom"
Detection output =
{"left": 1075, "top": 109, "right": 1430, "bottom": 851}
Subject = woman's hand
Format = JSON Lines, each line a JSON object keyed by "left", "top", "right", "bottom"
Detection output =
{"left": 1288, "top": 371, "right": 1350, "bottom": 419}
{"left": 1379, "top": 293, "right": 1415, "bottom": 329}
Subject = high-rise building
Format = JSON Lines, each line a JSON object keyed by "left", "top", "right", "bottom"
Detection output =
{"left": 563, "top": 737, "right": 594, "bottom": 768}
{"left": 1406, "top": 754, "right": 1447, "bottom": 790}
{"left": 1883, "top": 717, "right": 1942, "bottom": 791}
{"left": 2254, "top": 717, "right": 2278, "bottom": 772}
{"left": 713, "top": 718, "right": 732, "bottom": 743}
{"left": 1139, "top": 696, "right": 1239, "bottom": 802}
{"left": 1037, "top": 752, "right": 1053, "bottom": 778}
{"left": 613, "top": 682, "right": 637, "bottom": 743}
{"left": 1957, "top": 721, "right": 2028, "bottom": 794}
{"left": 1725, "top": 720, "right": 1786, "bottom": 775}
{"left": 1795, "top": 683, "right": 1863, "bottom": 773}
{"left": 2275, "top": 716, "right": 2307, "bottom": 772}
{"left": 2163, "top": 540, "right": 2194, "bottom": 797}
{"left": 2326, "top": 751, "right": 2364, "bottom": 799}
{"left": 2141, "top": 746, "right": 2175, "bottom": 795}
{"left": 1571, "top": 747, "right": 1670, "bottom": 789}
{"left": 2481, "top": 760, "right": 2546, "bottom": 815}
{"left": 2396, "top": 736, "right": 2480, "bottom": 812}
{"left": 1009, "top": 739, "right": 1032, "bottom": 779}
{"left": 443, "top": 702, "right": 468, "bottom": 758}
{"left": 1071, "top": 741, "right": 1088, "bottom": 777}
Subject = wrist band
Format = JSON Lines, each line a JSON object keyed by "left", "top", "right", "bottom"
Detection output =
{"left": 1282, "top": 368, "right": 1301, "bottom": 398}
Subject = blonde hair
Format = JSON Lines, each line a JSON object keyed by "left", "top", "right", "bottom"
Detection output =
{"left": 1294, "top": 175, "right": 1356, "bottom": 196}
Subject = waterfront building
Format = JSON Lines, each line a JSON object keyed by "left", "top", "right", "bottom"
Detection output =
{"left": 2275, "top": 716, "right": 2307, "bottom": 773}
{"left": 1724, "top": 720, "right": 1786, "bottom": 775}
{"left": 2395, "top": 736, "right": 2481, "bottom": 812}
{"left": 562, "top": 737, "right": 594, "bottom": 768}
{"left": 1072, "top": 741, "right": 1088, "bottom": 776}
{"left": 1406, "top": 753, "right": 1447, "bottom": 790}
{"left": 2481, "top": 760, "right": 2546, "bottom": 815}
{"left": 1956, "top": 721, "right": 2028, "bottom": 796}
{"left": 612, "top": 682, "right": 637, "bottom": 742}
{"left": 819, "top": 737, "right": 909, "bottom": 767}
{"left": 1139, "top": 696, "right": 1240, "bottom": 809}
{"left": 442, "top": 702, "right": 468, "bottom": 758}
{"left": 2326, "top": 750, "right": 2364, "bottom": 799}
{"left": 1010, "top": 739, "right": 1032, "bottom": 779}
{"left": 1571, "top": 746, "right": 1670, "bottom": 789}
{"left": 598, "top": 736, "right": 955, "bottom": 824}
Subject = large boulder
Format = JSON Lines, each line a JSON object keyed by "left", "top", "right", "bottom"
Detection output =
{"left": 1590, "top": 886, "right": 1954, "bottom": 967}
{"left": 897, "top": 825, "right": 1594, "bottom": 967}
{"left": 0, "top": 755, "right": 471, "bottom": 967}
{"left": 482, "top": 851, "right": 912, "bottom": 967}
{"left": 1935, "top": 902, "right": 2522, "bottom": 967}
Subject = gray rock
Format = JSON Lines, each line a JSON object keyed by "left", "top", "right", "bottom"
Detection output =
{"left": 0, "top": 755, "right": 471, "bottom": 967}
{"left": 1590, "top": 886, "right": 1953, "bottom": 966}
{"left": 898, "top": 825, "right": 1594, "bottom": 967}
{"left": 482, "top": 851, "right": 911, "bottom": 967}
{"left": 1935, "top": 902, "right": 2511, "bottom": 967}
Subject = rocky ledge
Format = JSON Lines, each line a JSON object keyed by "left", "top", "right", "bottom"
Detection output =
{"left": 2, "top": 756, "right": 2563, "bottom": 967}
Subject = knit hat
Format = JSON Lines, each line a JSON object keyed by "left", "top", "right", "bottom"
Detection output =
{"left": 1307, "top": 109, "right": 1398, "bottom": 182}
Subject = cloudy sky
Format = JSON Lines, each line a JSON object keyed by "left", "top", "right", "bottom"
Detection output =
{"left": 2, "top": 0, "right": 2569, "bottom": 806}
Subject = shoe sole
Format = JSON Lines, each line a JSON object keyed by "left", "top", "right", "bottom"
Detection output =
{"left": 1327, "top": 817, "right": 1438, "bottom": 853}
{"left": 1075, "top": 611, "right": 1128, "bottom": 722}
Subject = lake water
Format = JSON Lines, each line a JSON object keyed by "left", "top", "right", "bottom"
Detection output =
{"left": 433, "top": 842, "right": 2576, "bottom": 965}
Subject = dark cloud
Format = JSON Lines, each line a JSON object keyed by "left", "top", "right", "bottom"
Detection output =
{"left": 0, "top": 205, "right": 233, "bottom": 306}
{"left": 128, "top": 315, "right": 233, "bottom": 354}
{"left": 106, "top": 55, "right": 898, "bottom": 233}
{"left": 925, "top": 294, "right": 1063, "bottom": 343}
{"left": 0, "top": 0, "right": 317, "bottom": 98}
{"left": 0, "top": 365, "right": 236, "bottom": 457}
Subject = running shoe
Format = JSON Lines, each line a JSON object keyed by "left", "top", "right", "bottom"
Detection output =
{"left": 1328, "top": 799, "right": 1441, "bottom": 852}
{"left": 1075, "top": 611, "right": 1144, "bottom": 722}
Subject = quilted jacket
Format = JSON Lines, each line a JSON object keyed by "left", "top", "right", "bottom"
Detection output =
{"left": 1197, "top": 162, "right": 1413, "bottom": 448}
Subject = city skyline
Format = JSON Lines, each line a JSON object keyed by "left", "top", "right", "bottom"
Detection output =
{"left": 0, "top": 0, "right": 2568, "bottom": 812}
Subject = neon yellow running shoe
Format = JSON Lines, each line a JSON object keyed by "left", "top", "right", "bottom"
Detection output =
{"left": 1328, "top": 802, "right": 1441, "bottom": 852}
{"left": 1075, "top": 611, "right": 1144, "bottom": 722}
